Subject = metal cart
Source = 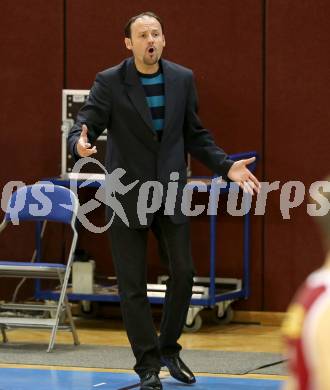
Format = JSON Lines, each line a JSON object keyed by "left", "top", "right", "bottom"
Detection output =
{"left": 34, "top": 151, "right": 257, "bottom": 332}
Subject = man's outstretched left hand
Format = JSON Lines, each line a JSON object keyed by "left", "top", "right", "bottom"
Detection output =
{"left": 227, "top": 157, "right": 261, "bottom": 195}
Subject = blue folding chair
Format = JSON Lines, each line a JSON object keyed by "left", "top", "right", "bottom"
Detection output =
{"left": 0, "top": 183, "right": 80, "bottom": 351}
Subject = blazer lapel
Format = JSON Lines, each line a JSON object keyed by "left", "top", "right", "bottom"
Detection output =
{"left": 162, "top": 59, "right": 177, "bottom": 141}
{"left": 124, "top": 58, "right": 155, "bottom": 133}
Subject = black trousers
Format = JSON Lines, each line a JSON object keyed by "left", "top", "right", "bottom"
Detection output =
{"left": 109, "top": 212, "right": 194, "bottom": 376}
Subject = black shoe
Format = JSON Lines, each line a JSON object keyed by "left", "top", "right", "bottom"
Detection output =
{"left": 161, "top": 355, "right": 196, "bottom": 384}
{"left": 140, "top": 371, "right": 163, "bottom": 390}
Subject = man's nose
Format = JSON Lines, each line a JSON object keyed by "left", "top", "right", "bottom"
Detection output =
{"left": 147, "top": 33, "right": 154, "bottom": 43}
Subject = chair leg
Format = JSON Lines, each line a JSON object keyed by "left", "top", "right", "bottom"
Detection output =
{"left": 47, "top": 304, "right": 63, "bottom": 353}
{"left": 47, "top": 274, "right": 66, "bottom": 353}
{"left": 48, "top": 271, "right": 77, "bottom": 352}
{"left": 64, "top": 297, "right": 80, "bottom": 346}
{"left": 1, "top": 327, "right": 8, "bottom": 343}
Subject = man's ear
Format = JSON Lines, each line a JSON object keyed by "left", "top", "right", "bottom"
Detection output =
{"left": 125, "top": 37, "right": 132, "bottom": 50}
{"left": 162, "top": 34, "right": 166, "bottom": 47}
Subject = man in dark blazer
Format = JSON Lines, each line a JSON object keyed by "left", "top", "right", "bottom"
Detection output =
{"left": 68, "top": 11, "right": 260, "bottom": 390}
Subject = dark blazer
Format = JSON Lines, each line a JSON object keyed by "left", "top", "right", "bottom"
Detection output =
{"left": 68, "top": 57, "right": 234, "bottom": 228}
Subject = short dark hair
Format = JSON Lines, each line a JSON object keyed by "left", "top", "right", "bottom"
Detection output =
{"left": 124, "top": 12, "right": 164, "bottom": 38}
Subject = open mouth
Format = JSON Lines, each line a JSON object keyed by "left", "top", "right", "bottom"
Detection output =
{"left": 148, "top": 47, "right": 155, "bottom": 54}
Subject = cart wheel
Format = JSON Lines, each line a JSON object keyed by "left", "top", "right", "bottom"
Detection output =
{"left": 213, "top": 305, "right": 234, "bottom": 325}
{"left": 183, "top": 314, "right": 202, "bottom": 333}
{"left": 78, "top": 301, "right": 100, "bottom": 318}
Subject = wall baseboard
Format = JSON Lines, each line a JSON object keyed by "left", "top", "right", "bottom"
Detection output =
{"left": 233, "top": 310, "right": 285, "bottom": 326}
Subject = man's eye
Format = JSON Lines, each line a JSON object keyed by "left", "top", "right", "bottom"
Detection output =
{"left": 153, "top": 33, "right": 159, "bottom": 37}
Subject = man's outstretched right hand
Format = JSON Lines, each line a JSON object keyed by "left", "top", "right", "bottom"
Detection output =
{"left": 76, "top": 124, "right": 97, "bottom": 157}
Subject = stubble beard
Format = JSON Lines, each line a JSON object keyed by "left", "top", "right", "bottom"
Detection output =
{"left": 143, "top": 53, "right": 159, "bottom": 66}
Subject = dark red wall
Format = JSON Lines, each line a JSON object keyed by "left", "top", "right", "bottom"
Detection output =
{"left": 0, "top": 0, "right": 329, "bottom": 310}
{"left": 0, "top": 0, "right": 64, "bottom": 298}
{"left": 264, "top": 0, "right": 330, "bottom": 310}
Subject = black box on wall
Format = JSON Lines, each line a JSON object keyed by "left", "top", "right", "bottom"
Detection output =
{"left": 61, "top": 89, "right": 107, "bottom": 177}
